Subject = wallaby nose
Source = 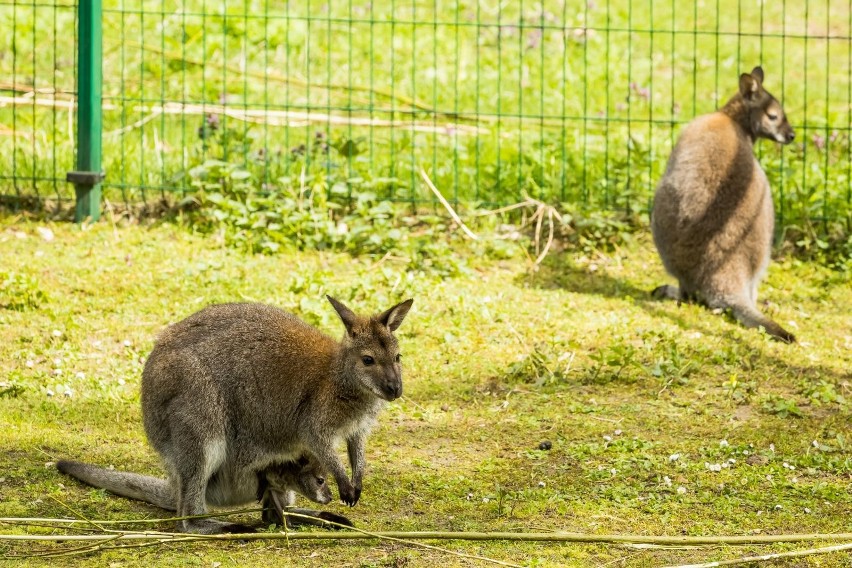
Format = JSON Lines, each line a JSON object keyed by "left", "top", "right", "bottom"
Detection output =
{"left": 385, "top": 381, "right": 402, "bottom": 400}
{"left": 786, "top": 131, "right": 795, "bottom": 143}
{"left": 382, "top": 368, "right": 402, "bottom": 400}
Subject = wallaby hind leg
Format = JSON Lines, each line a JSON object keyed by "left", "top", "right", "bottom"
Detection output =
{"left": 171, "top": 438, "right": 253, "bottom": 534}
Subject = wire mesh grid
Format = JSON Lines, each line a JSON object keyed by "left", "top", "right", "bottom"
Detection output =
{"left": 0, "top": 0, "right": 850, "bottom": 230}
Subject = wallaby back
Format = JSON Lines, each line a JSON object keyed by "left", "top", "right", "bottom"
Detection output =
{"left": 651, "top": 66, "right": 795, "bottom": 342}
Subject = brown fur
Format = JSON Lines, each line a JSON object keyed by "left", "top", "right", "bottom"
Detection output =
{"left": 651, "top": 66, "right": 795, "bottom": 342}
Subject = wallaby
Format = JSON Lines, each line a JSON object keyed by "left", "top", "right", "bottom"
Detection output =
{"left": 258, "top": 460, "right": 353, "bottom": 528}
{"left": 60, "top": 296, "right": 412, "bottom": 534}
{"left": 57, "top": 456, "right": 352, "bottom": 530}
{"left": 650, "top": 66, "right": 796, "bottom": 342}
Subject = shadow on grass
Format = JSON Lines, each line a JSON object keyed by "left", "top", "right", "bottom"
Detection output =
{"left": 520, "top": 254, "right": 851, "bottom": 385}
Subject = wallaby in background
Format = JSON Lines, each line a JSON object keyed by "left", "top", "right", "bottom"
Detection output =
{"left": 650, "top": 66, "right": 796, "bottom": 342}
{"left": 60, "top": 296, "right": 413, "bottom": 534}
{"left": 58, "top": 455, "right": 352, "bottom": 530}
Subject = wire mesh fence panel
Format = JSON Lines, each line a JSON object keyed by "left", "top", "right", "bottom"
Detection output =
{"left": 0, "top": 0, "right": 78, "bottom": 211}
{"left": 1, "top": 0, "right": 850, "bottom": 231}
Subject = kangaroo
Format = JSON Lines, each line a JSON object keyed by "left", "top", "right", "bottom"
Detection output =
{"left": 57, "top": 456, "right": 352, "bottom": 529}
{"left": 62, "top": 296, "right": 412, "bottom": 534}
{"left": 650, "top": 66, "right": 796, "bottom": 342}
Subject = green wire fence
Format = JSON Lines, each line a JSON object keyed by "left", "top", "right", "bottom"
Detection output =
{"left": 1, "top": 0, "right": 850, "bottom": 231}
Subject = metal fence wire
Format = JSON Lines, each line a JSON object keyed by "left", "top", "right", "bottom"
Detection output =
{"left": 1, "top": 0, "right": 850, "bottom": 231}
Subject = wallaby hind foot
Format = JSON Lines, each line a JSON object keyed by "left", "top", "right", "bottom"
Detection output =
{"left": 729, "top": 303, "right": 796, "bottom": 343}
{"left": 651, "top": 285, "right": 680, "bottom": 301}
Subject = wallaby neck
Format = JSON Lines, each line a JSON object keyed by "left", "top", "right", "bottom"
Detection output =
{"left": 720, "top": 95, "right": 756, "bottom": 146}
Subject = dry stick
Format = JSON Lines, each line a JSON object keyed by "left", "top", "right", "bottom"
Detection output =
{"left": 0, "top": 96, "right": 487, "bottom": 136}
{"left": 4, "top": 530, "right": 852, "bottom": 545}
{"left": 663, "top": 541, "right": 852, "bottom": 568}
{"left": 115, "top": 41, "right": 452, "bottom": 119}
{"left": 279, "top": 511, "right": 522, "bottom": 568}
{"left": 419, "top": 168, "right": 479, "bottom": 240}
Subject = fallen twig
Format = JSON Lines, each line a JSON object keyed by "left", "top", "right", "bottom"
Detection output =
{"left": 663, "top": 541, "right": 852, "bottom": 567}
{"left": 477, "top": 195, "right": 564, "bottom": 267}
{"left": 419, "top": 168, "right": 479, "bottom": 240}
{"left": 2, "top": 522, "right": 851, "bottom": 545}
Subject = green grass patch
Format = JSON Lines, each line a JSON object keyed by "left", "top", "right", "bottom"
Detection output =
{"left": 0, "top": 213, "right": 849, "bottom": 566}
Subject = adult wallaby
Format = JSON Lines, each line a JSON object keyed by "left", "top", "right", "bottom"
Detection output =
{"left": 57, "top": 456, "right": 352, "bottom": 529}
{"left": 651, "top": 66, "right": 796, "bottom": 342}
{"left": 61, "top": 296, "right": 412, "bottom": 534}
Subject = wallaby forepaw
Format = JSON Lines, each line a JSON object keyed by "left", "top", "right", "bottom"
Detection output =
{"left": 339, "top": 484, "right": 360, "bottom": 507}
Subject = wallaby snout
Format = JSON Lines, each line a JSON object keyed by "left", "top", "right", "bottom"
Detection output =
{"left": 382, "top": 368, "right": 403, "bottom": 400}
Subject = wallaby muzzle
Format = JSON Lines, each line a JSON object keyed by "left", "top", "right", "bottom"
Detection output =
{"left": 382, "top": 368, "right": 403, "bottom": 400}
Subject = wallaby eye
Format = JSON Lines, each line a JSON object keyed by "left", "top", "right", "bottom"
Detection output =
{"left": 362, "top": 356, "right": 375, "bottom": 366}
{"left": 767, "top": 112, "right": 778, "bottom": 121}
{"left": 317, "top": 477, "right": 325, "bottom": 485}
{"left": 395, "top": 354, "right": 402, "bottom": 363}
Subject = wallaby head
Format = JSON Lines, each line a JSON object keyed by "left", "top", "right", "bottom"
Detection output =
{"left": 326, "top": 295, "right": 413, "bottom": 401}
{"left": 737, "top": 66, "right": 795, "bottom": 145}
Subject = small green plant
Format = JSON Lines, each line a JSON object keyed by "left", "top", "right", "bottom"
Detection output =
{"left": 722, "top": 373, "right": 757, "bottom": 404}
{"left": 505, "top": 344, "right": 572, "bottom": 387}
{"left": 0, "top": 271, "right": 48, "bottom": 311}
{"left": 761, "top": 394, "right": 804, "bottom": 418}
{"left": 801, "top": 380, "right": 848, "bottom": 407}
{"left": 586, "top": 340, "right": 642, "bottom": 384}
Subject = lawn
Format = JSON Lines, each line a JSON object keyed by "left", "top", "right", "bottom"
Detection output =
{"left": 0, "top": 213, "right": 849, "bottom": 566}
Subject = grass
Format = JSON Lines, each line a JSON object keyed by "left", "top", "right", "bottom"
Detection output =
{"left": 1, "top": 0, "right": 851, "bottom": 232}
{"left": 0, "top": 212, "right": 849, "bottom": 566}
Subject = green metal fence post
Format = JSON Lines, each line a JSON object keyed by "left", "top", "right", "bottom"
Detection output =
{"left": 68, "top": 0, "right": 104, "bottom": 222}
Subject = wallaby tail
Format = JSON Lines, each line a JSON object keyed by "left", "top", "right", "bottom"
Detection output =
{"left": 729, "top": 304, "right": 796, "bottom": 343}
{"left": 57, "top": 460, "right": 176, "bottom": 510}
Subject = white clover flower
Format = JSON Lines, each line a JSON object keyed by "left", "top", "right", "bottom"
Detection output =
{"left": 677, "top": 486, "right": 687, "bottom": 495}
{"left": 669, "top": 453, "right": 680, "bottom": 462}
{"left": 719, "top": 439, "right": 729, "bottom": 447}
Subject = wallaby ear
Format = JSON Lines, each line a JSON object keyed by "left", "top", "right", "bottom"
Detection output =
{"left": 378, "top": 299, "right": 414, "bottom": 332}
{"left": 750, "top": 66, "right": 765, "bottom": 85}
{"left": 327, "top": 296, "right": 358, "bottom": 336}
{"left": 739, "top": 73, "right": 760, "bottom": 100}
